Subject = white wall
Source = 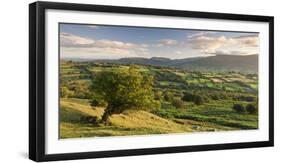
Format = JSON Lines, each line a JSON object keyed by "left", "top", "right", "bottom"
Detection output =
{"left": 0, "top": 0, "right": 279, "bottom": 162}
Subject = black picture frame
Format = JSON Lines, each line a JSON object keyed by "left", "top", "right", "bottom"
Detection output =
{"left": 29, "top": 1, "right": 274, "bottom": 162}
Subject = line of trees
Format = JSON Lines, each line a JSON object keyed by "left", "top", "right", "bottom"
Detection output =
{"left": 181, "top": 92, "right": 209, "bottom": 105}
{"left": 232, "top": 103, "right": 258, "bottom": 114}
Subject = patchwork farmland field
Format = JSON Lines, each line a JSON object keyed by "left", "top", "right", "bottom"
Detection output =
{"left": 59, "top": 61, "right": 258, "bottom": 138}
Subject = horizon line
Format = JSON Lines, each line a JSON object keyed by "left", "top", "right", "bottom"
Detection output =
{"left": 60, "top": 53, "right": 258, "bottom": 61}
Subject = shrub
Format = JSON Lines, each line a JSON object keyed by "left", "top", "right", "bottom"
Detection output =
{"left": 233, "top": 95, "right": 256, "bottom": 102}
{"left": 246, "top": 104, "right": 257, "bottom": 114}
{"left": 80, "top": 116, "right": 99, "bottom": 125}
{"left": 172, "top": 99, "right": 185, "bottom": 109}
{"left": 67, "top": 81, "right": 92, "bottom": 99}
{"left": 194, "top": 95, "right": 204, "bottom": 105}
{"left": 211, "top": 94, "right": 220, "bottom": 100}
{"left": 182, "top": 92, "right": 194, "bottom": 102}
{"left": 182, "top": 92, "right": 207, "bottom": 105}
{"left": 154, "top": 90, "right": 163, "bottom": 101}
{"left": 163, "top": 91, "right": 174, "bottom": 102}
{"left": 201, "top": 95, "right": 210, "bottom": 103}
{"left": 60, "top": 86, "right": 74, "bottom": 98}
{"left": 232, "top": 104, "right": 245, "bottom": 113}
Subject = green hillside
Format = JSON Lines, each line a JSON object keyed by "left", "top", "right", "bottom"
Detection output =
{"left": 59, "top": 61, "right": 258, "bottom": 139}
{"left": 174, "top": 55, "right": 258, "bottom": 73}
{"left": 60, "top": 98, "right": 193, "bottom": 138}
{"left": 72, "top": 54, "right": 258, "bottom": 73}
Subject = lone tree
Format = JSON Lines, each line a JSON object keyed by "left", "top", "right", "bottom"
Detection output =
{"left": 232, "top": 104, "right": 245, "bottom": 113}
{"left": 163, "top": 91, "right": 174, "bottom": 102}
{"left": 194, "top": 94, "right": 206, "bottom": 105}
{"left": 246, "top": 103, "right": 257, "bottom": 114}
{"left": 172, "top": 99, "right": 185, "bottom": 109}
{"left": 91, "top": 66, "right": 160, "bottom": 123}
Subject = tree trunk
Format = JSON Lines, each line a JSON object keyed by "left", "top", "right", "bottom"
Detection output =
{"left": 101, "top": 105, "right": 123, "bottom": 125}
{"left": 101, "top": 110, "right": 110, "bottom": 124}
{"left": 101, "top": 106, "right": 113, "bottom": 124}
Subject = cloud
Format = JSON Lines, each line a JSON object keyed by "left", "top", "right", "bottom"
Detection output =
{"left": 187, "top": 31, "right": 216, "bottom": 39}
{"left": 60, "top": 32, "right": 94, "bottom": 47}
{"left": 234, "top": 35, "right": 259, "bottom": 47}
{"left": 153, "top": 39, "right": 178, "bottom": 48}
{"left": 94, "top": 39, "right": 135, "bottom": 49}
{"left": 159, "top": 39, "right": 178, "bottom": 46}
{"left": 189, "top": 35, "right": 229, "bottom": 53}
{"left": 176, "top": 51, "right": 182, "bottom": 55}
{"left": 61, "top": 47, "right": 134, "bottom": 59}
{"left": 60, "top": 32, "right": 150, "bottom": 58}
{"left": 140, "top": 44, "right": 149, "bottom": 48}
{"left": 207, "top": 50, "right": 256, "bottom": 56}
{"left": 188, "top": 34, "right": 259, "bottom": 54}
{"left": 60, "top": 32, "right": 137, "bottom": 49}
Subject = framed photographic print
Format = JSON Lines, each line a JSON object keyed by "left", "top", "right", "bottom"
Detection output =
{"left": 29, "top": 1, "right": 274, "bottom": 162}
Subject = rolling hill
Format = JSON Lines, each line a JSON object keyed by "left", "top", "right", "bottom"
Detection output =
{"left": 172, "top": 54, "right": 258, "bottom": 73}
{"left": 60, "top": 98, "right": 193, "bottom": 138}
{"left": 66, "top": 54, "right": 258, "bottom": 73}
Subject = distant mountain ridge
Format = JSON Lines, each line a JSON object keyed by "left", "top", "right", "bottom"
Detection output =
{"left": 64, "top": 54, "right": 258, "bottom": 73}
{"left": 172, "top": 54, "right": 258, "bottom": 73}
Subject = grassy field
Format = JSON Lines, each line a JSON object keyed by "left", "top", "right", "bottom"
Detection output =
{"left": 60, "top": 98, "right": 193, "bottom": 138}
{"left": 59, "top": 61, "right": 258, "bottom": 139}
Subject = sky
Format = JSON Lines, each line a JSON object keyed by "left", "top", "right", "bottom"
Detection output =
{"left": 60, "top": 23, "right": 259, "bottom": 60}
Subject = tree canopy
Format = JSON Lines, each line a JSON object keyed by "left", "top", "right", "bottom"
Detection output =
{"left": 91, "top": 66, "right": 160, "bottom": 122}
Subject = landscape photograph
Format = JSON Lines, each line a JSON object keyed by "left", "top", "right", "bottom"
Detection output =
{"left": 59, "top": 23, "right": 259, "bottom": 139}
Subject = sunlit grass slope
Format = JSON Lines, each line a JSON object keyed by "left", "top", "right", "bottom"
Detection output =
{"left": 60, "top": 98, "right": 193, "bottom": 139}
